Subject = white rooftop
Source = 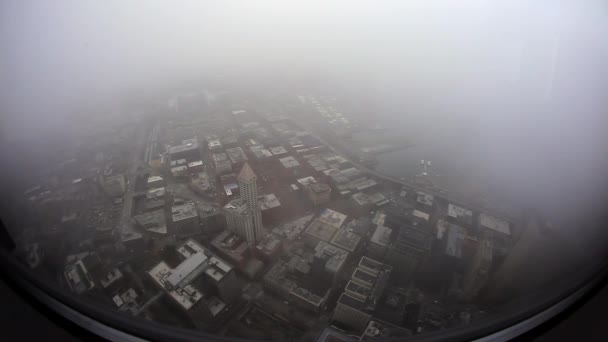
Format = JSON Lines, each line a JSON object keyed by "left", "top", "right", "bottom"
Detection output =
{"left": 166, "top": 252, "right": 208, "bottom": 287}
{"left": 147, "top": 176, "right": 164, "bottom": 183}
{"left": 371, "top": 225, "right": 392, "bottom": 247}
{"left": 148, "top": 261, "right": 203, "bottom": 311}
{"left": 412, "top": 210, "right": 430, "bottom": 221}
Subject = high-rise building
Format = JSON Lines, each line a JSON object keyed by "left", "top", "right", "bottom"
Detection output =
{"left": 223, "top": 163, "right": 263, "bottom": 246}
{"left": 387, "top": 223, "right": 432, "bottom": 282}
{"left": 332, "top": 256, "right": 392, "bottom": 333}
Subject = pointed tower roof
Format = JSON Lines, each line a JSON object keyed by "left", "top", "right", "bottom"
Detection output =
{"left": 238, "top": 162, "right": 257, "bottom": 183}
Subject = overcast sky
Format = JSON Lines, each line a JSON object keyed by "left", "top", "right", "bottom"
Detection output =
{"left": 1, "top": 0, "right": 607, "bottom": 223}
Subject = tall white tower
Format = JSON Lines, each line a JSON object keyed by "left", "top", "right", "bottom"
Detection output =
{"left": 223, "top": 163, "right": 263, "bottom": 246}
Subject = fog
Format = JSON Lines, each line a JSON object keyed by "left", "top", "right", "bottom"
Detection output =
{"left": 2, "top": 1, "right": 608, "bottom": 228}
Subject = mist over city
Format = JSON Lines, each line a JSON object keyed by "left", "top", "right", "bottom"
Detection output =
{"left": 1, "top": 1, "right": 607, "bottom": 340}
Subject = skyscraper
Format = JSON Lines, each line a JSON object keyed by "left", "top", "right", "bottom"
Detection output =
{"left": 223, "top": 163, "right": 263, "bottom": 246}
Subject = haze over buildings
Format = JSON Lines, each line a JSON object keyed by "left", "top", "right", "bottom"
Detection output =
{"left": 1, "top": 1, "right": 608, "bottom": 341}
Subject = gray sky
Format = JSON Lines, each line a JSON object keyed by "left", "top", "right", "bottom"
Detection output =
{"left": 1, "top": 0, "right": 607, "bottom": 222}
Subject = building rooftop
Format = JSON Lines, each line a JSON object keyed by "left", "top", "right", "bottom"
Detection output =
{"left": 177, "top": 239, "right": 206, "bottom": 258}
{"left": 447, "top": 203, "right": 473, "bottom": 225}
{"left": 372, "top": 212, "right": 386, "bottom": 226}
{"left": 211, "top": 230, "right": 248, "bottom": 264}
{"left": 269, "top": 146, "right": 288, "bottom": 156}
{"left": 412, "top": 210, "right": 430, "bottom": 222}
{"left": 338, "top": 257, "right": 392, "bottom": 316}
{"left": 170, "top": 165, "right": 188, "bottom": 173}
{"left": 147, "top": 176, "right": 164, "bottom": 184}
{"left": 345, "top": 217, "right": 373, "bottom": 236}
{"left": 345, "top": 280, "right": 372, "bottom": 302}
{"left": 272, "top": 214, "right": 314, "bottom": 240}
{"left": 291, "top": 287, "right": 324, "bottom": 307}
{"left": 393, "top": 225, "right": 433, "bottom": 251}
{"left": 416, "top": 192, "right": 434, "bottom": 207}
{"left": 223, "top": 198, "right": 250, "bottom": 215}
{"left": 188, "top": 160, "right": 203, "bottom": 168}
{"left": 362, "top": 319, "right": 412, "bottom": 340}
{"left": 338, "top": 293, "right": 366, "bottom": 311}
{"left": 170, "top": 158, "right": 187, "bottom": 167}
{"left": 212, "top": 152, "right": 230, "bottom": 162}
{"left": 370, "top": 225, "right": 392, "bottom": 247}
{"left": 368, "top": 193, "right": 389, "bottom": 206}
{"left": 133, "top": 209, "right": 167, "bottom": 235}
{"left": 148, "top": 261, "right": 203, "bottom": 311}
{"left": 207, "top": 297, "right": 226, "bottom": 317}
{"left": 352, "top": 268, "right": 377, "bottom": 287}
{"left": 237, "top": 162, "right": 257, "bottom": 183}
{"left": 146, "top": 187, "right": 166, "bottom": 199}
{"left": 166, "top": 252, "right": 208, "bottom": 288}
{"left": 264, "top": 261, "right": 298, "bottom": 293}
{"left": 249, "top": 145, "right": 273, "bottom": 159}
{"left": 351, "top": 178, "right": 378, "bottom": 191}
{"left": 169, "top": 138, "right": 199, "bottom": 155}
{"left": 319, "top": 208, "right": 347, "bottom": 229}
{"left": 297, "top": 176, "right": 317, "bottom": 187}
{"left": 352, "top": 192, "right": 371, "bottom": 206}
{"left": 258, "top": 193, "right": 281, "bottom": 210}
{"left": 331, "top": 226, "right": 362, "bottom": 252}
{"left": 479, "top": 213, "right": 511, "bottom": 235}
{"left": 205, "top": 256, "right": 232, "bottom": 282}
{"left": 226, "top": 147, "right": 248, "bottom": 164}
{"left": 316, "top": 328, "right": 357, "bottom": 342}
{"left": 305, "top": 219, "right": 339, "bottom": 243}
{"left": 279, "top": 156, "right": 300, "bottom": 168}
{"left": 172, "top": 202, "right": 198, "bottom": 222}
{"left": 359, "top": 256, "right": 385, "bottom": 276}
{"left": 315, "top": 241, "right": 349, "bottom": 274}
{"left": 310, "top": 182, "right": 331, "bottom": 193}
{"left": 208, "top": 139, "right": 222, "bottom": 149}
{"left": 99, "top": 268, "right": 123, "bottom": 288}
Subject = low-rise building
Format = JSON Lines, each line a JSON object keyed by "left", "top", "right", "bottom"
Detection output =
{"left": 172, "top": 202, "right": 200, "bottom": 238}
{"left": 147, "top": 239, "right": 239, "bottom": 329}
{"left": 211, "top": 230, "right": 248, "bottom": 268}
{"left": 255, "top": 233, "right": 283, "bottom": 261}
{"left": 225, "top": 147, "right": 248, "bottom": 166}
{"left": 272, "top": 214, "right": 315, "bottom": 241}
{"left": 134, "top": 209, "right": 167, "bottom": 236}
{"left": 304, "top": 218, "right": 339, "bottom": 248}
{"left": 169, "top": 138, "right": 201, "bottom": 161}
{"left": 212, "top": 153, "right": 232, "bottom": 175}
